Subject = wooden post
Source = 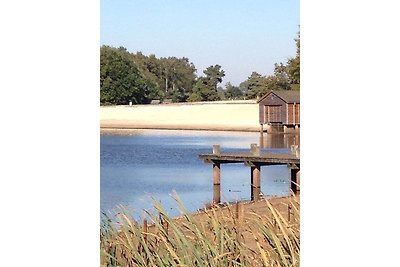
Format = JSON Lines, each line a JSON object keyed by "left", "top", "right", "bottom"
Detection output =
{"left": 213, "top": 145, "right": 221, "bottom": 156}
{"left": 213, "top": 162, "right": 221, "bottom": 204}
{"left": 251, "top": 164, "right": 261, "bottom": 201}
{"left": 293, "top": 103, "right": 296, "bottom": 124}
{"left": 259, "top": 131, "right": 264, "bottom": 148}
{"left": 296, "top": 170, "right": 300, "bottom": 191}
{"left": 260, "top": 124, "right": 264, "bottom": 134}
{"left": 291, "top": 168, "right": 300, "bottom": 194}
{"left": 250, "top": 144, "right": 260, "bottom": 156}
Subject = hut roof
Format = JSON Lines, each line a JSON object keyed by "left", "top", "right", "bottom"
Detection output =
{"left": 257, "top": 90, "right": 300, "bottom": 104}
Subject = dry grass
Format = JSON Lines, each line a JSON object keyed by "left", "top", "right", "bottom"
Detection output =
{"left": 100, "top": 193, "right": 300, "bottom": 266}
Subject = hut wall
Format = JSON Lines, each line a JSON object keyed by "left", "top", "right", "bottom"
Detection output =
{"left": 266, "top": 105, "right": 285, "bottom": 123}
{"left": 259, "top": 105, "right": 265, "bottom": 124}
{"left": 258, "top": 93, "right": 287, "bottom": 124}
{"left": 286, "top": 103, "right": 300, "bottom": 125}
{"left": 295, "top": 103, "right": 300, "bottom": 124}
{"left": 287, "top": 104, "right": 294, "bottom": 124}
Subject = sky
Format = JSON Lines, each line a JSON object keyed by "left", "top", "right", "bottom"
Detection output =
{"left": 100, "top": 0, "right": 299, "bottom": 86}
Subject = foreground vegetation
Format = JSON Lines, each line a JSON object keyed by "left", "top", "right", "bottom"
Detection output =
{"left": 100, "top": 195, "right": 300, "bottom": 266}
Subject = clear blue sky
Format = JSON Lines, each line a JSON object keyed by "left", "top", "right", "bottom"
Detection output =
{"left": 100, "top": 0, "right": 299, "bottom": 86}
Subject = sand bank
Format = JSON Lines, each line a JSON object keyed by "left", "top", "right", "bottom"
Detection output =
{"left": 100, "top": 101, "right": 261, "bottom": 132}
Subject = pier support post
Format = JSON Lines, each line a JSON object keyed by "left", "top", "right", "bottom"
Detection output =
{"left": 251, "top": 164, "right": 261, "bottom": 201}
{"left": 295, "top": 124, "right": 300, "bottom": 134}
{"left": 213, "top": 145, "right": 221, "bottom": 156}
{"left": 213, "top": 162, "right": 221, "bottom": 204}
{"left": 259, "top": 132, "right": 264, "bottom": 149}
{"left": 250, "top": 144, "right": 260, "bottom": 156}
{"left": 290, "top": 168, "right": 300, "bottom": 194}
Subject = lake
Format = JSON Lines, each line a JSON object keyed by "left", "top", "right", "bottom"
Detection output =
{"left": 100, "top": 130, "right": 299, "bottom": 219}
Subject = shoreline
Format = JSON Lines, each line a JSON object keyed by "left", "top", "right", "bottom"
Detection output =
{"left": 100, "top": 124, "right": 260, "bottom": 133}
{"left": 100, "top": 102, "right": 262, "bottom": 133}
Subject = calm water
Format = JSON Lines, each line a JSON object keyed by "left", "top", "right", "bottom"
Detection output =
{"left": 100, "top": 130, "right": 299, "bottom": 219}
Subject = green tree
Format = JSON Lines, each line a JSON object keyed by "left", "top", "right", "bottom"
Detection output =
{"left": 287, "top": 32, "right": 300, "bottom": 89}
{"left": 267, "top": 63, "right": 291, "bottom": 91}
{"left": 243, "top": 68, "right": 292, "bottom": 99}
{"left": 131, "top": 53, "right": 197, "bottom": 102}
{"left": 239, "top": 80, "right": 249, "bottom": 96}
{"left": 131, "top": 52, "right": 162, "bottom": 94}
{"left": 188, "top": 65, "right": 225, "bottom": 102}
{"left": 187, "top": 91, "right": 202, "bottom": 102}
{"left": 225, "top": 82, "right": 243, "bottom": 100}
{"left": 203, "top": 65, "right": 225, "bottom": 90}
{"left": 162, "top": 57, "right": 197, "bottom": 102}
{"left": 189, "top": 77, "right": 219, "bottom": 101}
{"left": 217, "top": 86, "right": 226, "bottom": 100}
{"left": 244, "top": 72, "right": 269, "bottom": 99}
{"left": 100, "top": 46, "right": 157, "bottom": 105}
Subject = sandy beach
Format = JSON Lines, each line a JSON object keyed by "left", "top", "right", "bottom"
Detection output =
{"left": 100, "top": 101, "right": 261, "bottom": 132}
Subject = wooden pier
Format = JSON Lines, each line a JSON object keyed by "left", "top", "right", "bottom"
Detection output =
{"left": 199, "top": 144, "right": 300, "bottom": 204}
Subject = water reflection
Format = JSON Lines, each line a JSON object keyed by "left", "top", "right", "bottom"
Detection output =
{"left": 259, "top": 133, "right": 300, "bottom": 149}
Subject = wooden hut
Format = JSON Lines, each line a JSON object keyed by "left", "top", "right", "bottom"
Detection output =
{"left": 257, "top": 90, "right": 300, "bottom": 133}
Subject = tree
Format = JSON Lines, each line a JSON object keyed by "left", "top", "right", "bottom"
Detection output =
{"left": 189, "top": 76, "right": 220, "bottom": 101}
{"left": 131, "top": 53, "right": 197, "bottom": 102}
{"left": 203, "top": 65, "right": 225, "bottom": 90}
{"left": 239, "top": 80, "right": 249, "bottom": 96}
{"left": 188, "top": 65, "right": 225, "bottom": 102}
{"left": 217, "top": 86, "right": 226, "bottom": 100}
{"left": 268, "top": 63, "right": 291, "bottom": 91}
{"left": 162, "top": 57, "right": 197, "bottom": 102}
{"left": 100, "top": 46, "right": 158, "bottom": 105}
{"left": 187, "top": 92, "right": 202, "bottom": 102}
{"left": 287, "top": 32, "right": 300, "bottom": 89}
{"left": 131, "top": 52, "right": 162, "bottom": 94}
{"left": 244, "top": 72, "right": 269, "bottom": 99}
{"left": 225, "top": 82, "right": 243, "bottom": 100}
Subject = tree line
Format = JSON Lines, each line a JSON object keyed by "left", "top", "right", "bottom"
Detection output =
{"left": 100, "top": 33, "right": 300, "bottom": 105}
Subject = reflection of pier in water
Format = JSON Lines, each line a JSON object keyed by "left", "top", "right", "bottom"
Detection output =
{"left": 259, "top": 133, "right": 300, "bottom": 149}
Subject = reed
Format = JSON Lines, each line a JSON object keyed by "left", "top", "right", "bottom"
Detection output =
{"left": 100, "top": 194, "right": 300, "bottom": 266}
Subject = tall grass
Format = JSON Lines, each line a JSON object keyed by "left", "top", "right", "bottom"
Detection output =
{"left": 100, "top": 194, "right": 300, "bottom": 266}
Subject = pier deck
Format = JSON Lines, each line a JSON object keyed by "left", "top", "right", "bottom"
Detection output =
{"left": 199, "top": 152, "right": 300, "bottom": 165}
{"left": 199, "top": 144, "right": 300, "bottom": 203}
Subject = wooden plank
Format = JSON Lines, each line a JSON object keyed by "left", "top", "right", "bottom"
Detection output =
{"left": 295, "top": 103, "right": 300, "bottom": 124}
{"left": 287, "top": 103, "right": 294, "bottom": 124}
{"left": 199, "top": 153, "right": 300, "bottom": 165}
{"left": 213, "top": 163, "right": 220, "bottom": 185}
{"left": 213, "top": 163, "right": 221, "bottom": 204}
{"left": 251, "top": 165, "right": 261, "bottom": 201}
